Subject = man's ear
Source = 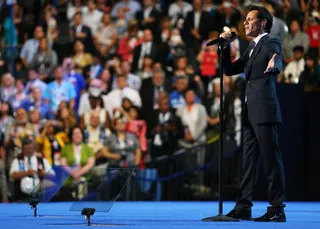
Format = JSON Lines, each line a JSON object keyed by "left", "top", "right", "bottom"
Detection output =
{"left": 261, "top": 19, "right": 267, "bottom": 29}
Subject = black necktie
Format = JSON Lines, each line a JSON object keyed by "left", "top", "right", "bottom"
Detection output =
{"left": 248, "top": 41, "right": 256, "bottom": 57}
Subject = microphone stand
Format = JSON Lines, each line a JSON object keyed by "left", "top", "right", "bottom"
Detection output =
{"left": 202, "top": 43, "right": 240, "bottom": 222}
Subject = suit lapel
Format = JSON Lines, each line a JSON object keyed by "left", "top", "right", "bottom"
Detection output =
{"left": 246, "top": 35, "right": 269, "bottom": 80}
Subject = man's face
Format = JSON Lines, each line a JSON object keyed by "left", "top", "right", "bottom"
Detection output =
{"left": 121, "top": 62, "right": 131, "bottom": 74}
{"left": 63, "top": 58, "right": 74, "bottom": 71}
{"left": 185, "top": 90, "right": 195, "bottom": 104}
{"left": 176, "top": 78, "right": 187, "bottom": 92}
{"left": 34, "top": 26, "right": 44, "bottom": 40}
{"left": 88, "top": 0, "right": 96, "bottom": 10}
{"left": 74, "top": 14, "right": 82, "bottom": 25}
{"left": 117, "top": 77, "right": 127, "bottom": 89}
{"left": 152, "top": 72, "right": 164, "bottom": 86}
{"left": 143, "top": 30, "right": 153, "bottom": 42}
{"left": 144, "top": 0, "right": 153, "bottom": 7}
{"left": 32, "top": 88, "right": 42, "bottom": 101}
{"left": 28, "top": 70, "right": 38, "bottom": 80}
{"left": 244, "top": 10, "right": 264, "bottom": 37}
{"left": 55, "top": 67, "right": 64, "bottom": 81}
{"left": 90, "top": 114, "right": 100, "bottom": 127}
{"left": 23, "top": 144, "right": 34, "bottom": 157}
{"left": 290, "top": 21, "right": 300, "bottom": 34}
{"left": 159, "top": 99, "right": 170, "bottom": 112}
{"left": 293, "top": 51, "right": 303, "bottom": 60}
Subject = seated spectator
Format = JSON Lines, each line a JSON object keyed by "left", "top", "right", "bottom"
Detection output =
{"left": 282, "top": 20, "right": 310, "bottom": 64}
{"left": 36, "top": 121, "right": 69, "bottom": 166}
{"left": 43, "top": 66, "right": 76, "bottom": 115}
{"left": 94, "top": 13, "right": 118, "bottom": 57}
{"left": 24, "top": 68, "right": 47, "bottom": 95}
{"left": 265, "top": 2, "right": 288, "bottom": 40}
{"left": 20, "top": 26, "right": 45, "bottom": 69}
{"left": 284, "top": 46, "right": 305, "bottom": 83}
{"left": 102, "top": 118, "right": 141, "bottom": 168}
{"left": 117, "top": 20, "right": 143, "bottom": 62}
{"left": 83, "top": 0, "right": 103, "bottom": 35}
{"left": 304, "top": 14, "right": 320, "bottom": 58}
{"left": 9, "top": 137, "right": 51, "bottom": 201}
{"left": 169, "top": 76, "right": 200, "bottom": 109}
{"left": 21, "top": 87, "right": 54, "bottom": 120}
{"left": 9, "top": 79, "right": 27, "bottom": 111}
{"left": 104, "top": 75, "right": 142, "bottom": 118}
{"left": 41, "top": 5, "right": 58, "bottom": 46}
{"left": 72, "top": 40, "right": 93, "bottom": 75}
{"left": 0, "top": 73, "right": 16, "bottom": 102}
{"left": 83, "top": 111, "right": 111, "bottom": 155}
{"left": 62, "top": 57, "right": 87, "bottom": 111}
{"left": 61, "top": 127, "right": 95, "bottom": 182}
{"left": 30, "top": 37, "right": 58, "bottom": 83}
{"left": 176, "top": 90, "right": 207, "bottom": 148}
{"left": 299, "top": 55, "right": 319, "bottom": 87}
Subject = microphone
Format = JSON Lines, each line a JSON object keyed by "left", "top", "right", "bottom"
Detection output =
{"left": 206, "top": 32, "right": 237, "bottom": 47}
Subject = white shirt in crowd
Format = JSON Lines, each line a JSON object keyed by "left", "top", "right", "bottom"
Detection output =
{"left": 82, "top": 7, "right": 103, "bottom": 35}
{"left": 103, "top": 87, "right": 142, "bottom": 118}
{"left": 284, "top": 58, "right": 305, "bottom": 83}
{"left": 10, "top": 155, "right": 52, "bottom": 178}
{"left": 112, "top": 74, "right": 141, "bottom": 92}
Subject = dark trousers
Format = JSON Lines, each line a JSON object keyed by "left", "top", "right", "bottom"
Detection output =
{"left": 235, "top": 104, "right": 285, "bottom": 212}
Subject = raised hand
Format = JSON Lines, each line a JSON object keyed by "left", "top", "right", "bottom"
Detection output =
{"left": 264, "top": 54, "right": 277, "bottom": 73}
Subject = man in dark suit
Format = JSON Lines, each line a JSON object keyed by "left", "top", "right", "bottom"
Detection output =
{"left": 140, "top": 69, "right": 172, "bottom": 129}
{"left": 183, "top": 0, "right": 213, "bottom": 68}
{"left": 135, "top": 0, "right": 161, "bottom": 42}
{"left": 70, "top": 12, "right": 94, "bottom": 54}
{"left": 131, "top": 29, "right": 166, "bottom": 73}
{"left": 220, "top": 6, "right": 286, "bottom": 222}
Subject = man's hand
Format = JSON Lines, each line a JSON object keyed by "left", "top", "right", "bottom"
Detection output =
{"left": 220, "top": 31, "right": 233, "bottom": 40}
{"left": 264, "top": 54, "right": 277, "bottom": 73}
{"left": 26, "top": 170, "right": 37, "bottom": 177}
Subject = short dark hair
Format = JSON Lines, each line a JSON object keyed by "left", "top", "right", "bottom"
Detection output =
{"left": 249, "top": 5, "right": 273, "bottom": 33}
{"left": 293, "top": 45, "right": 304, "bottom": 53}
{"left": 21, "top": 137, "right": 34, "bottom": 147}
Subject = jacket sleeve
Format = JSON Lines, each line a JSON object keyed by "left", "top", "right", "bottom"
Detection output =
{"left": 265, "top": 38, "right": 283, "bottom": 74}
{"left": 221, "top": 46, "right": 246, "bottom": 76}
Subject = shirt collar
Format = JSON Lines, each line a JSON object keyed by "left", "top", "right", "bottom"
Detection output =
{"left": 253, "top": 33, "right": 268, "bottom": 45}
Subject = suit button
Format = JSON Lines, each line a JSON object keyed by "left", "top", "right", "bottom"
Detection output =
{"left": 247, "top": 81, "right": 250, "bottom": 83}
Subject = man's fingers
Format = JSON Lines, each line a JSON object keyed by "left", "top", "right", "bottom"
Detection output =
{"left": 272, "top": 53, "right": 277, "bottom": 59}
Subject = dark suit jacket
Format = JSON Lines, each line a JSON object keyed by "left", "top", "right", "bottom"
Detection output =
{"left": 131, "top": 42, "right": 167, "bottom": 73}
{"left": 140, "top": 77, "right": 173, "bottom": 127}
{"left": 135, "top": 8, "right": 161, "bottom": 41}
{"left": 223, "top": 35, "right": 283, "bottom": 124}
{"left": 183, "top": 11, "right": 213, "bottom": 43}
{"left": 71, "top": 25, "right": 94, "bottom": 53}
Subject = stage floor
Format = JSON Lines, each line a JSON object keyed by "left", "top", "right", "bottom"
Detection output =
{"left": 0, "top": 202, "right": 319, "bottom": 228}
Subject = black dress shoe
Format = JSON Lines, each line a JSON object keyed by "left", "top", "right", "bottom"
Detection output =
{"left": 253, "top": 212, "right": 286, "bottom": 222}
{"left": 226, "top": 209, "right": 252, "bottom": 220}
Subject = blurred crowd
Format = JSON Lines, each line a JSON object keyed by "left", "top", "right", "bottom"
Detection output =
{"left": 0, "top": 0, "right": 319, "bottom": 202}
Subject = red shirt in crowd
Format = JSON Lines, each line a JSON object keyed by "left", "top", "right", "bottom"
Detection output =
{"left": 200, "top": 51, "right": 218, "bottom": 77}
{"left": 307, "top": 24, "right": 320, "bottom": 48}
